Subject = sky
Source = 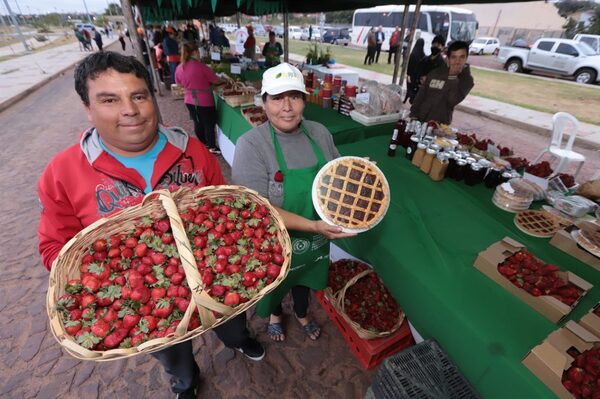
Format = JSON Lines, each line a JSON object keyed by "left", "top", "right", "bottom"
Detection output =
{"left": 1, "top": 0, "right": 112, "bottom": 15}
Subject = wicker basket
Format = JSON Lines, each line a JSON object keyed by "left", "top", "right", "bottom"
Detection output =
{"left": 47, "top": 186, "right": 291, "bottom": 361}
{"left": 218, "top": 81, "right": 257, "bottom": 108}
{"left": 325, "top": 269, "right": 404, "bottom": 340}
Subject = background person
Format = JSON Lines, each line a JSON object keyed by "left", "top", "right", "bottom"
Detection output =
{"left": 363, "top": 28, "right": 376, "bottom": 65}
{"left": 416, "top": 34, "right": 447, "bottom": 85}
{"left": 375, "top": 25, "right": 385, "bottom": 63}
{"left": 243, "top": 25, "right": 256, "bottom": 59}
{"left": 404, "top": 38, "right": 425, "bottom": 104}
{"left": 387, "top": 26, "right": 401, "bottom": 65}
{"left": 232, "top": 63, "right": 354, "bottom": 343}
{"left": 117, "top": 26, "right": 126, "bottom": 51}
{"left": 162, "top": 27, "right": 181, "bottom": 86}
{"left": 410, "top": 41, "right": 474, "bottom": 125}
{"left": 175, "top": 42, "right": 226, "bottom": 154}
{"left": 262, "top": 31, "right": 283, "bottom": 67}
{"left": 37, "top": 51, "right": 264, "bottom": 399}
{"left": 92, "top": 27, "right": 103, "bottom": 51}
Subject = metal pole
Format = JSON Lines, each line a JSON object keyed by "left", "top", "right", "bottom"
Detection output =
{"left": 3, "top": 0, "right": 29, "bottom": 51}
{"left": 13, "top": 0, "right": 24, "bottom": 23}
{"left": 120, "top": 0, "right": 144, "bottom": 63}
{"left": 392, "top": 3, "right": 410, "bottom": 84}
{"left": 82, "top": 0, "right": 92, "bottom": 23}
{"left": 399, "top": 0, "right": 422, "bottom": 87}
{"left": 491, "top": 10, "right": 502, "bottom": 38}
{"left": 283, "top": 11, "right": 289, "bottom": 63}
{"left": 135, "top": 5, "right": 163, "bottom": 97}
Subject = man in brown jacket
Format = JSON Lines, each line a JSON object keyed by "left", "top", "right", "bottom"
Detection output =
{"left": 410, "top": 41, "right": 474, "bottom": 125}
{"left": 363, "top": 28, "right": 377, "bottom": 65}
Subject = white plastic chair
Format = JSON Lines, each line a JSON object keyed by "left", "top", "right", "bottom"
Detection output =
{"left": 533, "top": 112, "right": 585, "bottom": 178}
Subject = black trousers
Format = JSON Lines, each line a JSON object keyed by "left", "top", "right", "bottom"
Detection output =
{"left": 119, "top": 37, "right": 126, "bottom": 51}
{"left": 151, "top": 312, "right": 249, "bottom": 394}
{"left": 375, "top": 43, "right": 383, "bottom": 63}
{"left": 364, "top": 46, "right": 376, "bottom": 65}
{"left": 388, "top": 45, "right": 398, "bottom": 64}
{"left": 271, "top": 285, "right": 310, "bottom": 319}
{"left": 94, "top": 40, "right": 103, "bottom": 51}
{"left": 185, "top": 103, "right": 217, "bottom": 149}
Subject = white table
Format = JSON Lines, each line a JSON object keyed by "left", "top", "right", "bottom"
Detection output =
{"left": 302, "top": 64, "right": 360, "bottom": 86}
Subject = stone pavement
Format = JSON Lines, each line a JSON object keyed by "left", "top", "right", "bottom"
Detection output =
{"left": 0, "top": 35, "right": 119, "bottom": 112}
{"left": 288, "top": 53, "right": 600, "bottom": 151}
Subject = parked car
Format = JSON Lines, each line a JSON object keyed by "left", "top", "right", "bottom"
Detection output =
{"left": 574, "top": 33, "right": 600, "bottom": 54}
{"left": 75, "top": 23, "right": 104, "bottom": 33}
{"left": 322, "top": 28, "right": 350, "bottom": 46}
{"left": 469, "top": 37, "right": 500, "bottom": 55}
{"left": 497, "top": 37, "right": 600, "bottom": 84}
{"left": 288, "top": 26, "right": 303, "bottom": 40}
{"left": 273, "top": 26, "right": 284, "bottom": 38}
{"left": 510, "top": 38, "right": 530, "bottom": 49}
{"left": 252, "top": 23, "right": 267, "bottom": 37}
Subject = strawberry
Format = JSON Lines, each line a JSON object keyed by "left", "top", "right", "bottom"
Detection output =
{"left": 152, "top": 298, "right": 174, "bottom": 318}
{"left": 127, "top": 270, "right": 145, "bottom": 288}
{"left": 135, "top": 243, "right": 148, "bottom": 258}
{"left": 144, "top": 274, "right": 158, "bottom": 285}
{"left": 151, "top": 252, "right": 166, "bottom": 265}
{"left": 131, "top": 286, "right": 151, "bottom": 304}
{"left": 123, "top": 313, "right": 140, "bottom": 330}
{"left": 138, "top": 304, "right": 152, "bottom": 316}
{"left": 166, "top": 285, "right": 180, "bottom": 298}
{"left": 211, "top": 285, "right": 226, "bottom": 297}
{"left": 91, "top": 319, "right": 110, "bottom": 338}
{"left": 64, "top": 320, "right": 82, "bottom": 335}
{"left": 171, "top": 273, "right": 184, "bottom": 285}
{"left": 567, "top": 367, "right": 585, "bottom": 384}
{"left": 65, "top": 279, "right": 83, "bottom": 294}
{"left": 103, "top": 328, "right": 128, "bottom": 349}
{"left": 266, "top": 264, "right": 281, "bottom": 278}
{"left": 223, "top": 292, "right": 240, "bottom": 306}
{"left": 272, "top": 253, "right": 284, "bottom": 266}
{"left": 202, "top": 270, "right": 214, "bottom": 286}
{"left": 151, "top": 287, "right": 166, "bottom": 300}
{"left": 80, "top": 294, "right": 96, "bottom": 308}
{"left": 141, "top": 315, "right": 158, "bottom": 332}
{"left": 243, "top": 272, "right": 257, "bottom": 287}
{"left": 103, "top": 308, "right": 118, "bottom": 323}
{"left": 177, "top": 286, "right": 190, "bottom": 298}
{"left": 108, "top": 248, "right": 121, "bottom": 258}
{"left": 69, "top": 309, "right": 83, "bottom": 321}
{"left": 93, "top": 239, "right": 108, "bottom": 252}
{"left": 175, "top": 298, "right": 190, "bottom": 312}
{"left": 82, "top": 275, "right": 101, "bottom": 293}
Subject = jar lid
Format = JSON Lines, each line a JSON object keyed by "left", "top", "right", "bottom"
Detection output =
{"left": 426, "top": 148, "right": 437, "bottom": 155}
{"left": 471, "top": 163, "right": 482, "bottom": 171}
{"left": 410, "top": 136, "right": 420, "bottom": 143}
{"left": 417, "top": 143, "right": 427, "bottom": 149}
{"left": 437, "top": 153, "right": 449, "bottom": 161}
{"left": 430, "top": 144, "right": 441, "bottom": 151}
{"left": 466, "top": 157, "right": 476, "bottom": 164}
{"left": 501, "top": 172, "right": 513, "bottom": 178}
{"left": 457, "top": 159, "right": 468, "bottom": 166}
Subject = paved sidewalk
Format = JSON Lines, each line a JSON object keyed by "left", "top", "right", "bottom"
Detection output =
{"left": 289, "top": 53, "right": 600, "bottom": 151}
{"left": 0, "top": 34, "right": 67, "bottom": 57}
{"left": 0, "top": 36, "right": 119, "bottom": 112}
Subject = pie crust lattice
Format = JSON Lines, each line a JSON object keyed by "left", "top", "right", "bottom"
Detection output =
{"left": 312, "top": 157, "right": 390, "bottom": 232}
{"left": 514, "top": 210, "right": 560, "bottom": 238}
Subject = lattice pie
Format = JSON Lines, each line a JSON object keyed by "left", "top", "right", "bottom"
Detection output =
{"left": 313, "top": 157, "right": 390, "bottom": 231}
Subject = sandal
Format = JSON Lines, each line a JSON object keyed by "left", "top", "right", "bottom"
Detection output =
{"left": 296, "top": 316, "right": 321, "bottom": 341}
{"left": 266, "top": 322, "right": 285, "bottom": 342}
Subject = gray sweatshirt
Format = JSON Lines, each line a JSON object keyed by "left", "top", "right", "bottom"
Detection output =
{"left": 232, "top": 120, "right": 340, "bottom": 207}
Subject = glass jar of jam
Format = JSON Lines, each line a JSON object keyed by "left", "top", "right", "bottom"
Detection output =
{"left": 396, "top": 119, "right": 410, "bottom": 148}
{"left": 484, "top": 167, "right": 503, "bottom": 188}
{"left": 406, "top": 136, "right": 420, "bottom": 160}
{"left": 429, "top": 153, "right": 449, "bottom": 181}
{"left": 453, "top": 159, "right": 468, "bottom": 181}
{"left": 445, "top": 154, "right": 459, "bottom": 179}
{"left": 465, "top": 163, "right": 486, "bottom": 186}
{"left": 420, "top": 148, "right": 437, "bottom": 174}
{"left": 411, "top": 143, "right": 427, "bottom": 167}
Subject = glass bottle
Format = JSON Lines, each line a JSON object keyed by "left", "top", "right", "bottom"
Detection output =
{"left": 406, "top": 136, "right": 419, "bottom": 160}
{"left": 454, "top": 159, "right": 468, "bottom": 181}
{"left": 388, "top": 129, "right": 399, "bottom": 157}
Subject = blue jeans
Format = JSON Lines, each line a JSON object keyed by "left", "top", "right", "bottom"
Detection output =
{"left": 168, "top": 61, "right": 179, "bottom": 86}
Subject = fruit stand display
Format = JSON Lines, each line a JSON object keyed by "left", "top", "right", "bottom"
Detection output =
{"left": 47, "top": 186, "right": 291, "bottom": 361}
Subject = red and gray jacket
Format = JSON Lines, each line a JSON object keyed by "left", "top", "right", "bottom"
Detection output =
{"left": 37, "top": 125, "right": 225, "bottom": 270}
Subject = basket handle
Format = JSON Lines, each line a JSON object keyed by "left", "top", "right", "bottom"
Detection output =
{"left": 334, "top": 269, "right": 373, "bottom": 313}
{"left": 147, "top": 189, "right": 234, "bottom": 329}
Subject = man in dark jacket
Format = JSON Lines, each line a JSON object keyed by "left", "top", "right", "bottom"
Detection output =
{"left": 416, "top": 34, "right": 446, "bottom": 85}
{"left": 375, "top": 25, "right": 385, "bottom": 63}
{"left": 92, "top": 28, "right": 103, "bottom": 51}
{"left": 410, "top": 41, "right": 474, "bottom": 125}
{"left": 162, "top": 28, "right": 180, "bottom": 86}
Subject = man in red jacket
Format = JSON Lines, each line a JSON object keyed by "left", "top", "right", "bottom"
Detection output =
{"left": 37, "top": 52, "right": 264, "bottom": 399}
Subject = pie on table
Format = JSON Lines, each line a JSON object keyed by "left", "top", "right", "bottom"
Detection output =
{"left": 313, "top": 157, "right": 390, "bottom": 232}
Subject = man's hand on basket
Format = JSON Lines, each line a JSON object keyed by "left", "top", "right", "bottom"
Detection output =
{"left": 314, "top": 220, "right": 356, "bottom": 240}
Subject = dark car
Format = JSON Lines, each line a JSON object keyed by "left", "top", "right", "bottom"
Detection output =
{"left": 322, "top": 28, "right": 350, "bottom": 46}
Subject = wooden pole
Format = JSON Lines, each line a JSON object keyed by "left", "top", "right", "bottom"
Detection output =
{"left": 120, "top": 0, "right": 144, "bottom": 64}
{"left": 135, "top": 5, "right": 163, "bottom": 97}
{"left": 392, "top": 3, "right": 410, "bottom": 84}
{"left": 399, "top": 0, "right": 422, "bottom": 87}
{"left": 283, "top": 12, "right": 289, "bottom": 63}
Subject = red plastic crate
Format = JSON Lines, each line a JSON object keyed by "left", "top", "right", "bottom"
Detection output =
{"left": 316, "top": 290, "right": 415, "bottom": 370}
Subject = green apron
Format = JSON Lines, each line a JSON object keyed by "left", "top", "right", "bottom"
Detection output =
{"left": 255, "top": 123, "right": 331, "bottom": 317}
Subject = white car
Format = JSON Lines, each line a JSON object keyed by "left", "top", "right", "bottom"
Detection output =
{"left": 574, "top": 34, "right": 600, "bottom": 54}
{"left": 469, "top": 37, "right": 500, "bottom": 55}
{"left": 288, "top": 27, "right": 303, "bottom": 40}
{"left": 300, "top": 28, "right": 321, "bottom": 41}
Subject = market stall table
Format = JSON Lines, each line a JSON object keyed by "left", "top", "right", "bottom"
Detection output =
{"left": 332, "top": 135, "right": 600, "bottom": 399}
{"left": 214, "top": 95, "right": 396, "bottom": 165}
{"left": 303, "top": 64, "right": 360, "bottom": 86}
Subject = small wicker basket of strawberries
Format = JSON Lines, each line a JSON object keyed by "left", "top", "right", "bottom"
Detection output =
{"left": 47, "top": 186, "right": 291, "bottom": 361}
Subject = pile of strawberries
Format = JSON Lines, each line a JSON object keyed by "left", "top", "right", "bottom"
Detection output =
{"left": 181, "top": 195, "right": 284, "bottom": 307}
{"left": 558, "top": 173, "right": 576, "bottom": 189}
{"left": 562, "top": 347, "right": 600, "bottom": 398}
{"left": 56, "top": 194, "right": 285, "bottom": 351}
{"left": 505, "top": 157, "right": 530, "bottom": 170}
{"left": 328, "top": 259, "right": 401, "bottom": 334}
{"left": 525, "top": 161, "right": 554, "bottom": 178}
{"left": 497, "top": 250, "right": 582, "bottom": 306}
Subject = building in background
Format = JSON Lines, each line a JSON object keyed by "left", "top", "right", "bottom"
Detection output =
{"left": 456, "top": 1, "right": 566, "bottom": 45}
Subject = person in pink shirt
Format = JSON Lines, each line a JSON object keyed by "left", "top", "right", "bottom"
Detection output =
{"left": 175, "top": 41, "right": 226, "bottom": 154}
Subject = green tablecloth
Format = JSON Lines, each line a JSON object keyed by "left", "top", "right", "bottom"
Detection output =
{"left": 334, "top": 135, "right": 600, "bottom": 399}
{"left": 215, "top": 95, "right": 395, "bottom": 146}
{"left": 240, "top": 68, "right": 264, "bottom": 83}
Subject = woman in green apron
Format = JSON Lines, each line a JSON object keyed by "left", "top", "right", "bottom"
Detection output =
{"left": 232, "top": 63, "right": 355, "bottom": 342}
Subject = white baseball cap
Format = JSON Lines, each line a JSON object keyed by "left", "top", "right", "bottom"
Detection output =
{"left": 261, "top": 63, "right": 308, "bottom": 96}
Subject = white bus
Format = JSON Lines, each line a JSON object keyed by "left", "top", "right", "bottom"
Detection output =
{"left": 352, "top": 5, "right": 478, "bottom": 54}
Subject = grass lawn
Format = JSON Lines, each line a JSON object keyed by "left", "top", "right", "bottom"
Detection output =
{"left": 277, "top": 38, "right": 600, "bottom": 125}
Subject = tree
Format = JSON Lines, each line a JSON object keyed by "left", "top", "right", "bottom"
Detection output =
{"left": 324, "top": 11, "right": 354, "bottom": 24}
{"left": 554, "top": 0, "right": 596, "bottom": 18}
{"left": 105, "top": 3, "right": 122, "bottom": 15}
{"left": 587, "top": 7, "right": 600, "bottom": 35}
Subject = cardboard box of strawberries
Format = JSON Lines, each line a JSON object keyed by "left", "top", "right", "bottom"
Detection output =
{"left": 473, "top": 237, "right": 593, "bottom": 323}
{"left": 523, "top": 320, "right": 600, "bottom": 399}
{"left": 47, "top": 186, "right": 291, "bottom": 361}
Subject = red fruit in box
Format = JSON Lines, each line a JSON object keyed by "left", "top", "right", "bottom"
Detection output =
{"left": 224, "top": 292, "right": 240, "bottom": 306}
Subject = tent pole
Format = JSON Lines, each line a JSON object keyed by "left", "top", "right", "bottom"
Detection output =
{"left": 135, "top": 5, "right": 164, "bottom": 97}
{"left": 121, "top": 0, "right": 145, "bottom": 65}
{"left": 392, "top": 3, "right": 410, "bottom": 84}
{"left": 399, "top": 0, "right": 422, "bottom": 87}
{"left": 283, "top": 12, "right": 289, "bottom": 63}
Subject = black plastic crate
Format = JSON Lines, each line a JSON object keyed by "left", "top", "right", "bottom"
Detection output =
{"left": 369, "top": 340, "right": 480, "bottom": 399}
